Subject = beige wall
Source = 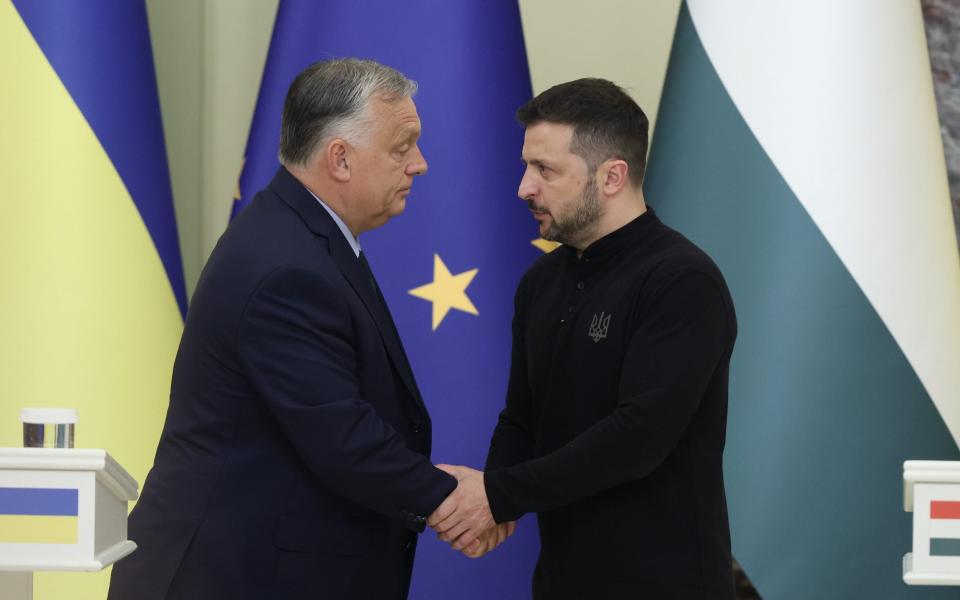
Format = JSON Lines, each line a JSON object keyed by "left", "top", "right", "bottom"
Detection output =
{"left": 146, "top": 0, "right": 205, "bottom": 294}
{"left": 519, "top": 0, "right": 680, "bottom": 129}
{"left": 147, "top": 1, "right": 681, "bottom": 294}
{"left": 147, "top": 0, "right": 278, "bottom": 293}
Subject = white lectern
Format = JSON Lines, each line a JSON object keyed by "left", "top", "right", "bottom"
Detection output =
{"left": 0, "top": 448, "right": 138, "bottom": 599}
{"left": 903, "top": 460, "right": 960, "bottom": 586}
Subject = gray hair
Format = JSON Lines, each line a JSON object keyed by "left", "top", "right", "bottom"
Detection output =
{"left": 279, "top": 58, "right": 418, "bottom": 167}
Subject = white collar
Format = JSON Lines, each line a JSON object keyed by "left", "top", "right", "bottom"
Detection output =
{"left": 303, "top": 186, "right": 361, "bottom": 258}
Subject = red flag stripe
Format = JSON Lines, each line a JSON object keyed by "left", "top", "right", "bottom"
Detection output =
{"left": 931, "top": 501, "right": 960, "bottom": 519}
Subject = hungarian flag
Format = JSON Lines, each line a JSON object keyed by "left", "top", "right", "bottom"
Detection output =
{"left": 646, "top": 2, "right": 960, "bottom": 598}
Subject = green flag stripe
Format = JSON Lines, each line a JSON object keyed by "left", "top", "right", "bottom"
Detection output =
{"left": 931, "top": 539, "right": 960, "bottom": 557}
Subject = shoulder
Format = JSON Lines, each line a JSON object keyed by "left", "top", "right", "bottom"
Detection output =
{"left": 642, "top": 221, "right": 728, "bottom": 292}
{"left": 633, "top": 222, "right": 737, "bottom": 333}
{"left": 218, "top": 183, "right": 334, "bottom": 267}
{"left": 192, "top": 191, "right": 340, "bottom": 318}
{"left": 230, "top": 186, "right": 317, "bottom": 241}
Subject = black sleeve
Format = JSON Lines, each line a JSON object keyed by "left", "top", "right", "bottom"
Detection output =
{"left": 237, "top": 266, "right": 456, "bottom": 521}
{"left": 485, "top": 282, "right": 536, "bottom": 472}
{"left": 484, "top": 272, "right": 732, "bottom": 522}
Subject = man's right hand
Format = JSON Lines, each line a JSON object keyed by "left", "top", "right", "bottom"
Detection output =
{"left": 461, "top": 521, "right": 516, "bottom": 559}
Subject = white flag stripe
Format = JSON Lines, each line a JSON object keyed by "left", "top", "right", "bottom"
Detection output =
{"left": 929, "top": 518, "right": 960, "bottom": 539}
{"left": 686, "top": 1, "right": 960, "bottom": 444}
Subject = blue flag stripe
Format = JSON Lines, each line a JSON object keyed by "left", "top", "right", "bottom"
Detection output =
{"left": 0, "top": 487, "right": 78, "bottom": 516}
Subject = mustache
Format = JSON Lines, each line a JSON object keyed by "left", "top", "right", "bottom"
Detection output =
{"left": 527, "top": 200, "right": 549, "bottom": 214}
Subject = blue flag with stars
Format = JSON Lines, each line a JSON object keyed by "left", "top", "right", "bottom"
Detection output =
{"left": 232, "top": 1, "right": 542, "bottom": 597}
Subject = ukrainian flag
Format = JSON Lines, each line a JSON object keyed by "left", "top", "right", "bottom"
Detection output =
{"left": 0, "top": 487, "right": 79, "bottom": 545}
{"left": 0, "top": 2, "right": 184, "bottom": 598}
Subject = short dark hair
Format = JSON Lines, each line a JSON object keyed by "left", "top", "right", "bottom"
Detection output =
{"left": 279, "top": 58, "right": 417, "bottom": 166}
{"left": 517, "top": 78, "right": 649, "bottom": 186}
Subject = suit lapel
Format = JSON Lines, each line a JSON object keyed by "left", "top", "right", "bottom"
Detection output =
{"left": 268, "top": 168, "right": 426, "bottom": 412}
{"left": 331, "top": 241, "right": 426, "bottom": 408}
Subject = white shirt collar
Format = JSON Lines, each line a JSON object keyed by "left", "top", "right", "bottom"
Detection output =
{"left": 303, "top": 186, "right": 361, "bottom": 258}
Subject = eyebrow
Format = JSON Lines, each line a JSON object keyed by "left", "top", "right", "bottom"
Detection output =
{"left": 395, "top": 125, "right": 421, "bottom": 144}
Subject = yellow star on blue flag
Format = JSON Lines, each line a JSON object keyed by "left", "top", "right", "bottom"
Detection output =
{"left": 532, "top": 238, "right": 561, "bottom": 253}
{"left": 408, "top": 254, "right": 478, "bottom": 330}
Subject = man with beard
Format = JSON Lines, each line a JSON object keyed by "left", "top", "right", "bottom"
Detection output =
{"left": 429, "top": 79, "right": 738, "bottom": 599}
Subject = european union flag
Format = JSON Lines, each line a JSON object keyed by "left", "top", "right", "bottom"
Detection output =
{"left": 233, "top": 2, "right": 540, "bottom": 597}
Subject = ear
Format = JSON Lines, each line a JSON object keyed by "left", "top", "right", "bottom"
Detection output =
{"left": 326, "top": 139, "right": 351, "bottom": 183}
{"left": 599, "top": 159, "right": 629, "bottom": 196}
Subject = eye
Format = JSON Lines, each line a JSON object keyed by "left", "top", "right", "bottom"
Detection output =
{"left": 390, "top": 145, "right": 410, "bottom": 161}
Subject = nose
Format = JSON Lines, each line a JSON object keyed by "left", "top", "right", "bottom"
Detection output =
{"left": 407, "top": 144, "right": 428, "bottom": 176}
{"left": 517, "top": 167, "right": 537, "bottom": 200}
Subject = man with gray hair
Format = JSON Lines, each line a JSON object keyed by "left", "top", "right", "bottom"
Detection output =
{"left": 108, "top": 58, "right": 457, "bottom": 600}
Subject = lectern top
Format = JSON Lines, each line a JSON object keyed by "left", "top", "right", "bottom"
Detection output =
{"left": 903, "top": 460, "right": 960, "bottom": 512}
{"left": 0, "top": 448, "right": 138, "bottom": 501}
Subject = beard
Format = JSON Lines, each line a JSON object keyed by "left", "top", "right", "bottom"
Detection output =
{"left": 533, "top": 176, "right": 602, "bottom": 247}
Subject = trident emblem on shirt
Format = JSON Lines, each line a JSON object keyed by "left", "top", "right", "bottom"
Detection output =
{"left": 588, "top": 312, "right": 611, "bottom": 343}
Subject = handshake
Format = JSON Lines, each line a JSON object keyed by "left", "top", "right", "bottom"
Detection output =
{"left": 426, "top": 464, "right": 516, "bottom": 559}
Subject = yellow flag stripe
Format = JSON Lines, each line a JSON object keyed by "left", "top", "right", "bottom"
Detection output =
{"left": 0, "top": 5, "right": 183, "bottom": 599}
{"left": 0, "top": 515, "right": 78, "bottom": 544}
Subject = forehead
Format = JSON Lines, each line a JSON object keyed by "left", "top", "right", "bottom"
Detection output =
{"left": 522, "top": 121, "right": 575, "bottom": 159}
{"left": 371, "top": 96, "right": 421, "bottom": 138}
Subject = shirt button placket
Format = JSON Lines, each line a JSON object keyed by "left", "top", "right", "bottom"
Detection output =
{"left": 563, "top": 280, "right": 585, "bottom": 324}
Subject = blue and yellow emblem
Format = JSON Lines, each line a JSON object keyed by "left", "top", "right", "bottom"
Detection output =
{"left": 0, "top": 487, "right": 79, "bottom": 545}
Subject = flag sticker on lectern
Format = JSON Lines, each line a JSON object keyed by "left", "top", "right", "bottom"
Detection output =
{"left": 929, "top": 500, "right": 960, "bottom": 556}
{"left": 0, "top": 487, "right": 78, "bottom": 544}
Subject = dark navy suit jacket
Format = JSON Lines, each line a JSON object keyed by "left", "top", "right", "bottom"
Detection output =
{"left": 108, "top": 168, "right": 456, "bottom": 600}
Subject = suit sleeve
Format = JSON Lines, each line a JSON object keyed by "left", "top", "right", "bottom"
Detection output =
{"left": 237, "top": 265, "right": 456, "bottom": 523}
{"left": 485, "top": 281, "right": 536, "bottom": 472}
{"left": 484, "top": 271, "right": 733, "bottom": 522}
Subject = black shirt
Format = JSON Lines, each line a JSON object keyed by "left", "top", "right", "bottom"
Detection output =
{"left": 485, "top": 208, "right": 737, "bottom": 598}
